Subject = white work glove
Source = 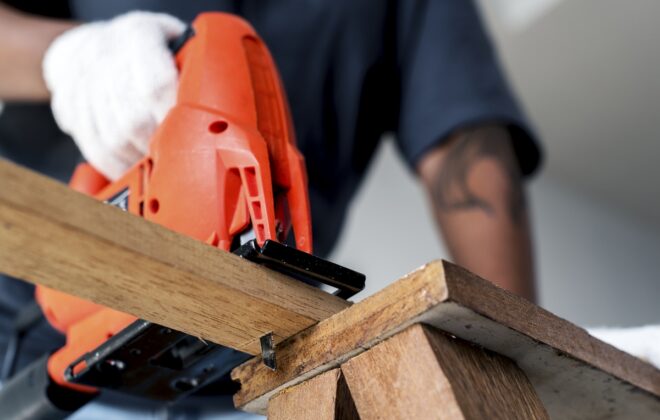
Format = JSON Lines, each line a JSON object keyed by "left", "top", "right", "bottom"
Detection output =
{"left": 588, "top": 325, "right": 660, "bottom": 369}
{"left": 43, "top": 12, "right": 186, "bottom": 180}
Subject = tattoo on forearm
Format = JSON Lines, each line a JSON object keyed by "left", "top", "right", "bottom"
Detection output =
{"left": 430, "top": 126, "right": 526, "bottom": 224}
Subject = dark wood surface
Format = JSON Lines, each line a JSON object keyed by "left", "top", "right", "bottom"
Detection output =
{"left": 268, "top": 368, "right": 359, "bottom": 420}
{"left": 341, "top": 324, "right": 548, "bottom": 419}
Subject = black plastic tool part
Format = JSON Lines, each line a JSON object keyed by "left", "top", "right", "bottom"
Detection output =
{"left": 65, "top": 320, "right": 249, "bottom": 402}
{"left": 235, "top": 239, "right": 366, "bottom": 299}
{"left": 168, "top": 26, "right": 195, "bottom": 54}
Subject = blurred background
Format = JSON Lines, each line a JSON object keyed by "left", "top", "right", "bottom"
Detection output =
{"left": 331, "top": 0, "right": 660, "bottom": 327}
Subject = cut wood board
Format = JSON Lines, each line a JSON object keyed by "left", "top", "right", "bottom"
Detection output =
{"left": 268, "top": 368, "right": 359, "bottom": 420}
{"left": 341, "top": 324, "right": 548, "bottom": 419}
{"left": 232, "top": 260, "right": 660, "bottom": 419}
{"left": 0, "top": 159, "right": 349, "bottom": 355}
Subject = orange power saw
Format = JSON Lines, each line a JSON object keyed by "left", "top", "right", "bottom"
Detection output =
{"left": 0, "top": 12, "right": 364, "bottom": 418}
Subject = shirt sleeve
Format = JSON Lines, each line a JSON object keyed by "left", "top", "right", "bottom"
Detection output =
{"left": 395, "top": 0, "right": 541, "bottom": 176}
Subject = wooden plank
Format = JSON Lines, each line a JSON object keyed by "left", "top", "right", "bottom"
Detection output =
{"left": 0, "top": 159, "right": 349, "bottom": 355}
{"left": 232, "top": 260, "right": 660, "bottom": 419}
{"left": 341, "top": 324, "right": 548, "bottom": 420}
{"left": 268, "top": 368, "right": 358, "bottom": 420}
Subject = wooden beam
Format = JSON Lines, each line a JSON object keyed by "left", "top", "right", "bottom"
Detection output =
{"left": 0, "top": 159, "right": 349, "bottom": 355}
{"left": 232, "top": 260, "right": 660, "bottom": 419}
{"left": 268, "top": 368, "right": 358, "bottom": 420}
{"left": 340, "top": 324, "right": 548, "bottom": 420}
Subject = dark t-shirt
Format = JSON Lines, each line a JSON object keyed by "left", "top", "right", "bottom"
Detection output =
{"left": 0, "top": 0, "right": 540, "bottom": 376}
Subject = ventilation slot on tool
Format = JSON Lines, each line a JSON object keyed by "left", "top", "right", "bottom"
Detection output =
{"left": 244, "top": 167, "right": 259, "bottom": 197}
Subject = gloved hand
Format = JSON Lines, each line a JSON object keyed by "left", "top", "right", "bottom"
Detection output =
{"left": 43, "top": 12, "right": 185, "bottom": 180}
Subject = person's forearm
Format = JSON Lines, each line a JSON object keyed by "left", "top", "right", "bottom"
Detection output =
{"left": 418, "top": 125, "right": 536, "bottom": 301}
{"left": 0, "top": 3, "right": 75, "bottom": 100}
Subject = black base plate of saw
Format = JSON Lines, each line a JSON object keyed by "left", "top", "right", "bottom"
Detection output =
{"left": 234, "top": 239, "right": 365, "bottom": 299}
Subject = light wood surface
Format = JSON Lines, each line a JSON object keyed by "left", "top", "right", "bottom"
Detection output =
{"left": 268, "top": 368, "right": 358, "bottom": 420}
{"left": 0, "top": 159, "right": 349, "bottom": 355}
{"left": 341, "top": 324, "right": 548, "bottom": 420}
{"left": 232, "top": 260, "right": 660, "bottom": 419}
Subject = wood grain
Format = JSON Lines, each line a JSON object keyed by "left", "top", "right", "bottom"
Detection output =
{"left": 268, "top": 368, "right": 358, "bottom": 420}
{"left": 341, "top": 324, "right": 548, "bottom": 420}
{"left": 0, "top": 159, "right": 349, "bottom": 355}
{"left": 232, "top": 260, "right": 660, "bottom": 419}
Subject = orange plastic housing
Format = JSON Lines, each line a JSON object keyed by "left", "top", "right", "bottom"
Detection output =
{"left": 36, "top": 12, "right": 313, "bottom": 391}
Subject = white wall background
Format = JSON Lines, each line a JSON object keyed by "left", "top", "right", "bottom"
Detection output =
{"left": 330, "top": 0, "right": 660, "bottom": 328}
